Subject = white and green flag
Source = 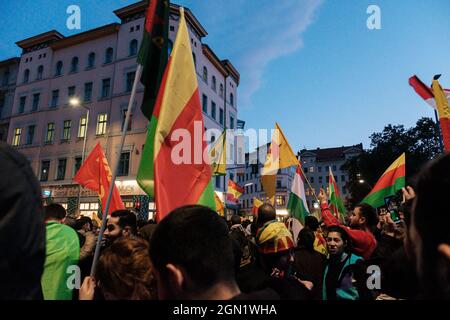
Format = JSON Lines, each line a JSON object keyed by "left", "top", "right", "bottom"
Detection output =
{"left": 287, "top": 165, "right": 310, "bottom": 224}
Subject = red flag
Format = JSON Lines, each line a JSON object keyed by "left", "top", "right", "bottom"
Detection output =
{"left": 74, "top": 143, "right": 125, "bottom": 215}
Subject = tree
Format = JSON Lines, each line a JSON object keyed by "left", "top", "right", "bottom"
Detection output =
{"left": 343, "top": 117, "right": 441, "bottom": 207}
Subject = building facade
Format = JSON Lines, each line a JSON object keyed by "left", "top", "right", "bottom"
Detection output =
{"left": 0, "top": 58, "right": 20, "bottom": 141}
{"left": 298, "top": 144, "right": 363, "bottom": 210}
{"left": 7, "top": 1, "right": 239, "bottom": 220}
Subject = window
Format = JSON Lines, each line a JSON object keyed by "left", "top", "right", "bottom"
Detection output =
{"left": 12, "top": 128, "right": 21, "bottom": 146}
{"left": 2, "top": 69, "right": 9, "bottom": 86}
{"left": 192, "top": 53, "right": 196, "bottom": 69}
{"left": 78, "top": 116, "right": 87, "bottom": 138}
{"left": 36, "top": 65, "right": 43, "bottom": 80}
{"left": 341, "top": 175, "right": 346, "bottom": 182}
{"left": 211, "top": 76, "right": 216, "bottom": 91}
{"left": 333, "top": 165, "right": 337, "bottom": 171}
{"left": 126, "top": 71, "right": 135, "bottom": 92}
{"left": 70, "top": 57, "right": 79, "bottom": 73}
{"left": 335, "top": 175, "right": 339, "bottom": 182}
{"left": 229, "top": 115, "right": 234, "bottom": 129}
{"left": 219, "top": 84, "right": 224, "bottom": 98}
{"left": 32, "top": 93, "right": 40, "bottom": 111}
{"left": 276, "top": 195, "right": 285, "bottom": 206}
{"left": 105, "top": 47, "right": 113, "bottom": 64}
{"left": 318, "top": 166, "right": 322, "bottom": 173}
{"left": 309, "top": 167, "right": 314, "bottom": 173}
{"left": 56, "top": 158, "right": 67, "bottom": 180}
{"left": 202, "top": 94, "right": 207, "bottom": 113}
{"left": 87, "top": 52, "right": 96, "bottom": 68}
{"left": 202, "top": 66, "right": 208, "bottom": 83}
{"left": 211, "top": 101, "right": 216, "bottom": 120}
{"left": 55, "top": 61, "right": 63, "bottom": 76}
{"left": 219, "top": 108, "right": 224, "bottom": 125}
{"left": 68, "top": 86, "right": 76, "bottom": 99}
{"left": 62, "top": 120, "right": 71, "bottom": 140}
{"left": 230, "top": 93, "right": 234, "bottom": 106}
{"left": 18, "top": 96, "right": 26, "bottom": 113}
{"left": 40, "top": 160, "right": 50, "bottom": 181}
{"left": 319, "top": 176, "right": 323, "bottom": 184}
{"left": 277, "top": 180, "right": 282, "bottom": 188}
{"left": 74, "top": 156, "right": 82, "bottom": 176}
{"left": 343, "top": 187, "right": 347, "bottom": 195}
{"left": 215, "top": 176, "right": 221, "bottom": 188}
{"left": 0, "top": 96, "right": 4, "bottom": 118}
{"left": 129, "top": 39, "right": 138, "bottom": 56}
{"left": 96, "top": 114, "right": 107, "bottom": 135}
{"left": 118, "top": 152, "right": 130, "bottom": 176}
{"left": 168, "top": 39, "right": 173, "bottom": 56}
{"left": 325, "top": 166, "right": 329, "bottom": 172}
{"left": 310, "top": 177, "right": 314, "bottom": 183}
{"left": 23, "top": 69, "right": 30, "bottom": 83}
{"left": 26, "top": 125, "right": 35, "bottom": 145}
{"left": 130, "top": 26, "right": 134, "bottom": 32}
{"left": 136, "top": 25, "right": 140, "bottom": 31}
{"left": 170, "top": 25, "right": 175, "bottom": 31}
{"left": 51, "top": 90, "right": 59, "bottom": 107}
{"left": 84, "top": 82, "right": 93, "bottom": 102}
{"left": 45, "top": 123, "right": 55, "bottom": 143}
{"left": 122, "top": 110, "right": 132, "bottom": 131}
{"left": 101, "top": 78, "right": 111, "bottom": 98}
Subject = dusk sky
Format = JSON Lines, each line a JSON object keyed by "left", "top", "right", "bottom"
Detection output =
{"left": 1, "top": 0, "right": 450, "bottom": 150}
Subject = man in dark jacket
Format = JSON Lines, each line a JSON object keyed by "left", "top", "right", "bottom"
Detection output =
{"left": 0, "top": 142, "right": 46, "bottom": 299}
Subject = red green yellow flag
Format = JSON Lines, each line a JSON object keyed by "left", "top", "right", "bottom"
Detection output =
{"left": 328, "top": 167, "right": 346, "bottom": 222}
{"left": 226, "top": 179, "right": 244, "bottom": 204}
{"left": 362, "top": 153, "right": 406, "bottom": 208}
{"left": 432, "top": 77, "right": 450, "bottom": 152}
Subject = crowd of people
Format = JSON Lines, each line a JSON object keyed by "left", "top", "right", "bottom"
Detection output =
{"left": 0, "top": 141, "right": 449, "bottom": 300}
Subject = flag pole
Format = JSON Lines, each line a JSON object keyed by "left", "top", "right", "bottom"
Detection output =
{"left": 90, "top": 64, "right": 143, "bottom": 277}
{"left": 298, "top": 161, "right": 319, "bottom": 202}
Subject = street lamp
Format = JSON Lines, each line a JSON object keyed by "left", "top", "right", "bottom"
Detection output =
{"left": 69, "top": 97, "right": 90, "bottom": 216}
{"left": 358, "top": 178, "right": 373, "bottom": 190}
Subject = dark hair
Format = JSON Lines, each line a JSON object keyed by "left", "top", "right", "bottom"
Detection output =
{"left": 75, "top": 216, "right": 93, "bottom": 231}
{"left": 413, "top": 153, "right": 450, "bottom": 298}
{"left": 149, "top": 205, "right": 236, "bottom": 292}
{"left": 44, "top": 203, "right": 66, "bottom": 221}
{"left": 111, "top": 210, "right": 137, "bottom": 235}
{"left": 297, "top": 228, "right": 315, "bottom": 252}
{"left": 257, "top": 204, "right": 276, "bottom": 226}
{"left": 230, "top": 215, "right": 241, "bottom": 226}
{"left": 355, "top": 203, "right": 378, "bottom": 229}
{"left": 96, "top": 237, "right": 155, "bottom": 300}
{"left": 304, "top": 215, "right": 319, "bottom": 231}
{"left": 242, "top": 219, "right": 250, "bottom": 229}
{"left": 326, "top": 225, "right": 351, "bottom": 252}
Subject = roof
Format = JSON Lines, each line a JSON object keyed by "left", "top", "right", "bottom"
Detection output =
{"left": 299, "top": 144, "right": 363, "bottom": 162}
{"left": 16, "top": 30, "right": 64, "bottom": 50}
{"left": 0, "top": 57, "right": 20, "bottom": 68}
{"left": 202, "top": 44, "right": 228, "bottom": 77}
{"left": 50, "top": 24, "right": 120, "bottom": 50}
{"left": 221, "top": 59, "right": 240, "bottom": 85}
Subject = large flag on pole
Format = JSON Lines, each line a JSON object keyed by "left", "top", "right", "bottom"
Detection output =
{"left": 149, "top": 7, "right": 215, "bottom": 221}
{"left": 74, "top": 143, "right": 125, "bottom": 215}
{"left": 362, "top": 153, "right": 406, "bottom": 208}
{"left": 136, "top": 0, "right": 170, "bottom": 197}
{"left": 227, "top": 179, "right": 244, "bottom": 204}
{"left": 261, "top": 123, "right": 299, "bottom": 204}
{"left": 287, "top": 165, "right": 309, "bottom": 224}
{"left": 210, "top": 129, "right": 227, "bottom": 176}
{"left": 409, "top": 75, "right": 450, "bottom": 110}
{"left": 432, "top": 77, "right": 450, "bottom": 152}
{"left": 328, "top": 167, "right": 346, "bottom": 222}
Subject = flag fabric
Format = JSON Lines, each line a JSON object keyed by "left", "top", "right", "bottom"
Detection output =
{"left": 144, "top": 8, "right": 215, "bottom": 221}
{"left": 432, "top": 78, "right": 450, "bottom": 152}
{"left": 136, "top": 0, "right": 170, "bottom": 197}
{"left": 261, "top": 123, "right": 299, "bottom": 204}
{"left": 313, "top": 230, "right": 328, "bottom": 256}
{"left": 74, "top": 143, "right": 125, "bottom": 215}
{"left": 214, "top": 192, "right": 225, "bottom": 216}
{"left": 287, "top": 165, "right": 309, "bottom": 224}
{"left": 227, "top": 179, "right": 244, "bottom": 204}
{"left": 138, "top": 0, "right": 170, "bottom": 120}
{"left": 409, "top": 75, "right": 450, "bottom": 110}
{"left": 252, "top": 197, "right": 263, "bottom": 215}
{"left": 362, "top": 153, "right": 406, "bottom": 208}
{"left": 328, "top": 167, "right": 346, "bottom": 222}
{"left": 210, "top": 129, "right": 227, "bottom": 176}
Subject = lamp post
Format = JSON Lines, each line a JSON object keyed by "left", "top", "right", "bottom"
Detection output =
{"left": 69, "top": 97, "right": 90, "bottom": 216}
{"left": 358, "top": 178, "right": 373, "bottom": 190}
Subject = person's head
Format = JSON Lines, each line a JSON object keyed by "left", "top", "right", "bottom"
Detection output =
{"left": 257, "top": 203, "right": 277, "bottom": 227}
{"left": 149, "top": 205, "right": 239, "bottom": 300}
{"left": 242, "top": 219, "right": 250, "bottom": 229}
{"left": 44, "top": 203, "right": 66, "bottom": 223}
{"left": 326, "top": 225, "right": 350, "bottom": 257}
{"left": 0, "top": 142, "right": 45, "bottom": 299}
{"left": 297, "top": 228, "right": 315, "bottom": 252}
{"left": 104, "top": 210, "right": 137, "bottom": 242}
{"left": 349, "top": 203, "right": 378, "bottom": 231}
{"left": 96, "top": 237, "right": 156, "bottom": 300}
{"left": 75, "top": 216, "right": 93, "bottom": 232}
{"left": 304, "top": 215, "right": 319, "bottom": 232}
{"left": 409, "top": 154, "right": 450, "bottom": 299}
{"left": 230, "top": 214, "right": 241, "bottom": 226}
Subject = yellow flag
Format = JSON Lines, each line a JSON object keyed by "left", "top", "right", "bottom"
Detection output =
{"left": 210, "top": 130, "right": 227, "bottom": 176}
{"left": 214, "top": 192, "right": 225, "bottom": 216}
{"left": 261, "top": 123, "right": 299, "bottom": 204}
{"left": 432, "top": 78, "right": 450, "bottom": 151}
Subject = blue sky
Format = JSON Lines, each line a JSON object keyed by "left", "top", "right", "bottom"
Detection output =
{"left": 1, "top": 0, "right": 450, "bottom": 150}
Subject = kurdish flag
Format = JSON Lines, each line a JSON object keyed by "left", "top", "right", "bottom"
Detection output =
{"left": 210, "top": 129, "right": 227, "bottom": 176}
{"left": 141, "top": 8, "right": 215, "bottom": 221}
{"left": 287, "top": 165, "right": 309, "bottom": 224}
{"left": 362, "top": 153, "right": 406, "bottom": 208}
{"left": 227, "top": 179, "right": 244, "bottom": 204}
{"left": 432, "top": 77, "right": 450, "bottom": 152}
{"left": 252, "top": 197, "right": 263, "bottom": 215}
{"left": 329, "top": 167, "right": 346, "bottom": 222}
{"left": 214, "top": 192, "right": 225, "bottom": 216}
{"left": 409, "top": 75, "right": 450, "bottom": 110}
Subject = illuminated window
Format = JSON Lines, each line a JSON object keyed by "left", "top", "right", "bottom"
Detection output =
{"left": 12, "top": 128, "right": 22, "bottom": 146}
{"left": 96, "top": 114, "right": 107, "bottom": 135}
